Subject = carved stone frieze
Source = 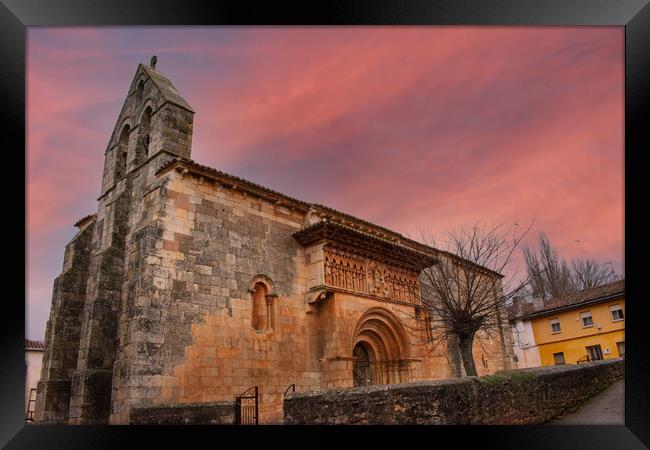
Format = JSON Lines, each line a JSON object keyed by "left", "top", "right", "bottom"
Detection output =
{"left": 323, "top": 246, "right": 420, "bottom": 302}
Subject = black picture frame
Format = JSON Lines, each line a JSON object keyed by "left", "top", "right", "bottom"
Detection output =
{"left": 2, "top": 1, "right": 648, "bottom": 448}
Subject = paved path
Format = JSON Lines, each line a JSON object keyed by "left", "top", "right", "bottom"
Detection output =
{"left": 549, "top": 380, "right": 624, "bottom": 425}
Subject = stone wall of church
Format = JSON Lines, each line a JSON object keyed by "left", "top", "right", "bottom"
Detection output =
{"left": 110, "top": 170, "right": 322, "bottom": 424}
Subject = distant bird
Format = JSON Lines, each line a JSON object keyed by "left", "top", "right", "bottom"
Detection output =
{"left": 575, "top": 240, "right": 581, "bottom": 243}
{"left": 150, "top": 55, "right": 157, "bottom": 69}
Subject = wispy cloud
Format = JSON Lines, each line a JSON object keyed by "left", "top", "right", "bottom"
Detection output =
{"left": 26, "top": 26, "right": 624, "bottom": 340}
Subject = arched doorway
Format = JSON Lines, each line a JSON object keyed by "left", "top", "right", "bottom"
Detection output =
{"left": 353, "top": 342, "right": 373, "bottom": 387}
{"left": 351, "top": 308, "right": 411, "bottom": 386}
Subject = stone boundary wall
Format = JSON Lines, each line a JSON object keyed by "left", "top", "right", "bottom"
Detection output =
{"left": 129, "top": 401, "right": 235, "bottom": 425}
{"left": 284, "top": 358, "right": 624, "bottom": 425}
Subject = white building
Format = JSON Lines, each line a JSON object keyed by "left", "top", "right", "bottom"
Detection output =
{"left": 509, "top": 297, "right": 542, "bottom": 369}
{"left": 510, "top": 319, "right": 541, "bottom": 368}
{"left": 25, "top": 339, "right": 44, "bottom": 421}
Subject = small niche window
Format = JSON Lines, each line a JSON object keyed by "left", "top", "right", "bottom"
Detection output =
{"left": 553, "top": 352, "right": 565, "bottom": 365}
{"left": 549, "top": 318, "right": 561, "bottom": 334}
{"left": 580, "top": 311, "right": 594, "bottom": 327}
{"left": 610, "top": 304, "right": 624, "bottom": 321}
{"left": 251, "top": 281, "right": 274, "bottom": 331}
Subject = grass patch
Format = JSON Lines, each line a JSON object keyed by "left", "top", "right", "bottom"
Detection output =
{"left": 482, "top": 371, "right": 537, "bottom": 385}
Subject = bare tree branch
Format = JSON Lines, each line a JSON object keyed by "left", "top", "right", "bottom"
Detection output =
{"left": 523, "top": 232, "right": 621, "bottom": 301}
{"left": 418, "top": 222, "right": 532, "bottom": 376}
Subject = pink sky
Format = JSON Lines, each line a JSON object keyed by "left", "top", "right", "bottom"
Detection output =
{"left": 26, "top": 27, "right": 624, "bottom": 340}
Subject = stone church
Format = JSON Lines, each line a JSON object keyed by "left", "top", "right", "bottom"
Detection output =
{"left": 35, "top": 59, "right": 515, "bottom": 424}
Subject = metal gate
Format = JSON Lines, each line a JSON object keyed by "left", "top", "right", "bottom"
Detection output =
{"left": 235, "top": 386, "right": 258, "bottom": 425}
{"left": 283, "top": 384, "right": 296, "bottom": 397}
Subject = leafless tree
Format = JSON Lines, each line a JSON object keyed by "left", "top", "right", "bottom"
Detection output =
{"left": 571, "top": 258, "right": 620, "bottom": 290}
{"left": 419, "top": 222, "right": 532, "bottom": 377}
{"left": 523, "top": 232, "right": 621, "bottom": 300}
{"left": 522, "top": 232, "right": 573, "bottom": 301}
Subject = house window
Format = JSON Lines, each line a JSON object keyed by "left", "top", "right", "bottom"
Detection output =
{"left": 610, "top": 304, "right": 624, "bottom": 321}
{"left": 616, "top": 341, "right": 625, "bottom": 357}
{"left": 553, "top": 352, "right": 565, "bottom": 365}
{"left": 549, "top": 318, "right": 561, "bottom": 333}
{"left": 580, "top": 311, "right": 594, "bottom": 327}
{"left": 586, "top": 344, "right": 603, "bottom": 361}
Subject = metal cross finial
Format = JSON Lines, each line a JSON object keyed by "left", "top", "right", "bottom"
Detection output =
{"left": 150, "top": 55, "right": 157, "bottom": 69}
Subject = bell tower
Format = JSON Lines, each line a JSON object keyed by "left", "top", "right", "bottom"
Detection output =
{"left": 100, "top": 56, "right": 195, "bottom": 196}
{"left": 35, "top": 58, "right": 195, "bottom": 424}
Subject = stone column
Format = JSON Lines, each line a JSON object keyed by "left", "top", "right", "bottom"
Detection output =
{"left": 265, "top": 295, "right": 274, "bottom": 330}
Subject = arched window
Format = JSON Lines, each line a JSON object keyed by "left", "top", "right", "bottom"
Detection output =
{"left": 114, "top": 125, "right": 130, "bottom": 179}
{"left": 140, "top": 106, "right": 152, "bottom": 160}
{"left": 251, "top": 282, "right": 273, "bottom": 331}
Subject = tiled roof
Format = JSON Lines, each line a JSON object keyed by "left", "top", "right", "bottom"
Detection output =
{"left": 25, "top": 339, "right": 45, "bottom": 351}
{"left": 518, "top": 279, "right": 625, "bottom": 319}
{"left": 74, "top": 213, "right": 97, "bottom": 228}
{"left": 155, "top": 158, "right": 312, "bottom": 211}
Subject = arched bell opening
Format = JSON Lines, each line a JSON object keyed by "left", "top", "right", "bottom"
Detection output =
{"left": 114, "top": 125, "right": 130, "bottom": 180}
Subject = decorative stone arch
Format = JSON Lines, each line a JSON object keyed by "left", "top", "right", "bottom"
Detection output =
{"left": 113, "top": 116, "right": 134, "bottom": 146}
{"left": 137, "top": 99, "right": 156, "bottom": 123}
{"left": 248, "top": 275, "right": 277, "bottom": 332}
{"left": 351, "top": 307, "right": 411, "bottom": 386}
{"left": 248, "top": 274, "right": 276, "bottom": 296}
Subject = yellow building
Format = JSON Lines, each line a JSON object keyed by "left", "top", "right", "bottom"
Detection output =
{"left": 521, "top": 280, "right": 624, "bottom": 366}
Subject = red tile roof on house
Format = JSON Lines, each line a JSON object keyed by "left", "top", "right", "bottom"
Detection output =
{"left": 517, "top": 279, "right": 625, "bottom": 320}
{"left": 25, "top": 339, "right": 45, "bottom": 351}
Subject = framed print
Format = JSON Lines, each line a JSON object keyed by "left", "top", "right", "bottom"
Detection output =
{"left": 2, "top": 0, "right": 649, "bottom": 448}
